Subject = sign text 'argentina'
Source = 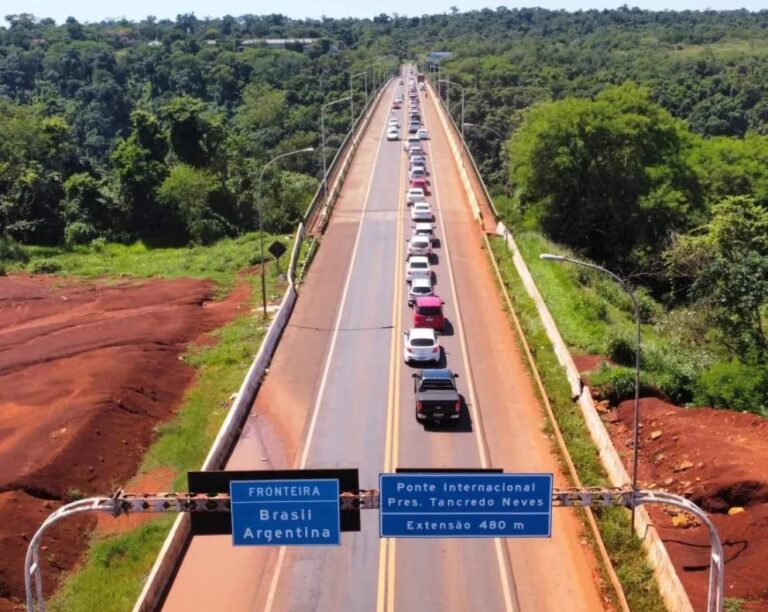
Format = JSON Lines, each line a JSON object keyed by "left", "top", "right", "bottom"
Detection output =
{"left": 230, "top": 479, "right": 340, "bottom": 546}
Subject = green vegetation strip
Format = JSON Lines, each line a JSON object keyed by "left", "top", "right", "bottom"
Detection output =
{"left": 488, "top": 236, "right": 666, "bottom": 611}
{"left": 43, "top": 234, "right": 299, "bottom": 611}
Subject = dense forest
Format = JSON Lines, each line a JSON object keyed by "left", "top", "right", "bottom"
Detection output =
{"left": 0, "top": 8, "right": 766, "bottom": 410}
{"left": 0, "top": 13, "right": 397, "bottom": 248}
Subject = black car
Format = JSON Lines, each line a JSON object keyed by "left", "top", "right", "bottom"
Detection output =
{"left": 413, "top": 369, "right": 460, "bottom": 423}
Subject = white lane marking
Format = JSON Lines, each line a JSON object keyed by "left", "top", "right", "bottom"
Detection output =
{"left": 263, "top": 82, "right": 400, "bottom": 612}
{"left": 420, "top": 86, "right": 520, "bottom": 612}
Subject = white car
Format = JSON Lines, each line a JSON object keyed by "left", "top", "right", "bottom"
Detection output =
{"left": 403, "top": 328, "right": 440, "bottom": 364}
{"left": 409, "top": 165, "right": 426, "bottom": 180}
{"left": 410, "top": 202, "right": 433, "bottom": 221}
{"left": 387, "top": 128, "right": 400, "bottom": 141}
{"left": 406, "top": 188, "right": 426, "bottom": 204}
{"left": 389, "top": 118, "right": 400, "bottom": 128}
{"left": 407, "top": 234, "right": 432, "bottom": 257}
{"left": 409, "top": 154, "right": 427, "bottom": 167}
{"left": 408, "top": 277, "right": 434, "bottom": 306}
{"left": 407, "top": 143, "right": 424, "bottom": 156}
{"left": 405, "top": 255, "right": 431, "bottom": 282}
{"left": 412, "top": 222, "right": 435, "bottom": 242}
{"left": 417, "top": 128, "right": 428, "bottom": 140}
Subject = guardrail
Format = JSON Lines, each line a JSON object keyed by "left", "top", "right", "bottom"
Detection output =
{"left": 427, "top": 79, "right": 694, "bottom": 612}
{"left": 133, "top": 77, "right": 393, "bottom": 612}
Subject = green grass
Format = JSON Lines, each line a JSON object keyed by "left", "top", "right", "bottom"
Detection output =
{"left": 513, "top": 231, "right": 659, "bottom": 354}
{"left": 11, "top": 232, "right": 298, "bottom": 294}
{"left": 41, "top": 232, "right": 308, "bottom": 611}
{"left": 489, "top": 235, "right": 666, "bottom": 611}
{"left": 50, "top": 517, "right": 175, "bottom": 612}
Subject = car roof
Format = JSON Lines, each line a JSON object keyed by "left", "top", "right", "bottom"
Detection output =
{"left": 410, "top": 235, "right": 430, "bottom": 243}
{"left": 420, "top": 368, "right": 454, "bottom": 380}
{"left": 407, "top": 327, "right": 436, "bottom": 340}
{"left": 415, "top": 295, "right": 442, "bottom": 307}
{"left": 413, "top": 202, "right": 431, "bottom": 208}
{"left": 414, "top": 222, "right": 432, "bottom": 229}
{"left": 408, "top": 255, "right": 430, "bottom": 265}
{"left": 408, "top": 188, "right": 424, "bottom": 194}
{"left": 411, "top": 277, "right": 432, "bottom": 288}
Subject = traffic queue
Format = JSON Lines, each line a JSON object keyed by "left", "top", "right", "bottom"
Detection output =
{"left": 393, "top": 71, "right": 462, "bottom": 426}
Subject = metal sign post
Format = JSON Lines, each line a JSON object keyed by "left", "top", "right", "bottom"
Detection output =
{"left": 23, "top": 480, "right": 724, "bottom": 612}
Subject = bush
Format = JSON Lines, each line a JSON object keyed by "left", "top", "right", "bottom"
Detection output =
{"left": 89, "top": 237, "right": 108, "bottom": 253}
{"left": 575, "top": 292, "right": 608, "bottom": 322}
{"left": 693, "top": 362, "right": 768, "bottom": 415}
{"left": 29, "top": 259, "right": 63, "bottom": 274}
{"left": 64, "top": 221, "right": 98, "bottom": 247}
{"left": 0, "top": 264, "right": 6, "bottom": 276}
{"left": 589, "top": 364, "right": 660, "bottom": 404}
{"left": 607, "top": 333, "right": 636, "bottom": 366}
{"left": 0, "top": 233, "right": 28, "bottom": 263}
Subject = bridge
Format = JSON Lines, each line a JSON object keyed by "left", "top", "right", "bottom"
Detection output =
{"left": 148, "top": 65, "right": 604, "bottom": 612}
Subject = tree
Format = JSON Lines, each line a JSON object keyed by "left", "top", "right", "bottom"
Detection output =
{"left": 159, "top": 96, "right": 223, "bottom": 169}
{"left": 156, "top": 164, "right": 230, "bottom": 244}
{"left": 510, "top": 83, "right": 701, "bottom": 268}
{"left": 111, "top": 110, "right": 168, "bottom": 238}
{"left": 665, "top": 196, "right": 768, "bottom": 360}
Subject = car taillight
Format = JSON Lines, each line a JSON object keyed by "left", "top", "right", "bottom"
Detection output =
{"left": 407, "top": 348, "right": 413, "bottom": 354}
{"left": 454, "top": 400, "right": 460, "bottom": 413}
{"left": 432, "top": 346, "right": 439, "bottom": 353}
{"left": 416, "top": 401, "right": 424, "bottom": 413}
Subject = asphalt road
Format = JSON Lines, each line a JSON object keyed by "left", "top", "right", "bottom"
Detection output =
{"left": 163, "top": 67, "right": 604, "bottom": 612}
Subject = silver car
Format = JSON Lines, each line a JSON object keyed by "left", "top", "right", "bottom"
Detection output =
{"left": 408, "top": 277, "right": 434, "bottom": 306}
{"left": 407, "top": 235, "right": 432, "bottom": 257}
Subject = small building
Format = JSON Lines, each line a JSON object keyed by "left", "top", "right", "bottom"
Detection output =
{"left": 427, "top": 51, "right": 452, "bottom": 63}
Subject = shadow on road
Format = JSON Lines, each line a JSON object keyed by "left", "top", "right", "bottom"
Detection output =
{"left": 422, "top": 395, "right": 473, "bottom": 433}
{"left": 439, "top": 319, "right": 454, "bottom": 337}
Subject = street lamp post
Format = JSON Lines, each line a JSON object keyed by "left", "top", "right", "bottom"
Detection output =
{"left": 321, "top": 96, "right": 353, "bottom": 202}
{"left": 463, "top": 122, "right": 510, "bottom": 220}
{"left": 539, "top": 253, "right": 642, "bottom": 532}
{"left": 438, "top": 78, "right": 464, "bottom": 140}
{"left": 256, "top": 147, "right": 314, "bottom": 317}
{"left": 351, "top": 70, "right": 367, "bottom": 104}
{"left": 366, "top": 61, "right": 382, "bottom": 92}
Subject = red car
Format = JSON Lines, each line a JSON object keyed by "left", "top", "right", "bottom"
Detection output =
{"left": 393, "top": 103, "right": 401, "bottom": 109}
{"left": 409, "top": 176, "right": 428, "bottom": 191}
{"left": 413, "top": 296, "right": 445, "bottom": 331}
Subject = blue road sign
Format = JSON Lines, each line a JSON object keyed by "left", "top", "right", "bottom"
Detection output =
{"left": 380, "top": 473, "right": 552, "bottom": 538}
{"left": 230, "top": 479, "right": 341, "bottom": 546}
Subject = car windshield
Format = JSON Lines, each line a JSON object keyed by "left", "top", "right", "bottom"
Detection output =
{"left": 410, "top": 262, "right": 428, "bottom": 269}
{"left": 411, "top": 338, "right": 435, "bottom": 347}
{"left": 417, "top": 306, "right": 442, "bottom": 315}
{"left": 412, "top": 286, "right": 431, "bottom": 295}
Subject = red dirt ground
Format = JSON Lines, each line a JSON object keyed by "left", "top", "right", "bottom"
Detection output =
{"left": 575, "top": 355, "right": 768, "bottom": 610}
{"left": 0, "top": 274, "right": 250, "bottom": 610}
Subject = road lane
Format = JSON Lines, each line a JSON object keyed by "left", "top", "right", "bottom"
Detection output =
{"left": 263, "top": 80, "right": 407, "bottom": 612}
{"left": 162, "top": 80, "right": 403, "bottom": 612}
{"left": 401, "top": 78, "right": 606, "bottom": 610}
{"left": 387, "top": 77, "right": 516, "bottom": 612}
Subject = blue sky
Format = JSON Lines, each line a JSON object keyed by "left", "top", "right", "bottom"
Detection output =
{"left": 3, "top": 0, "right": 764, "bottom": 25}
